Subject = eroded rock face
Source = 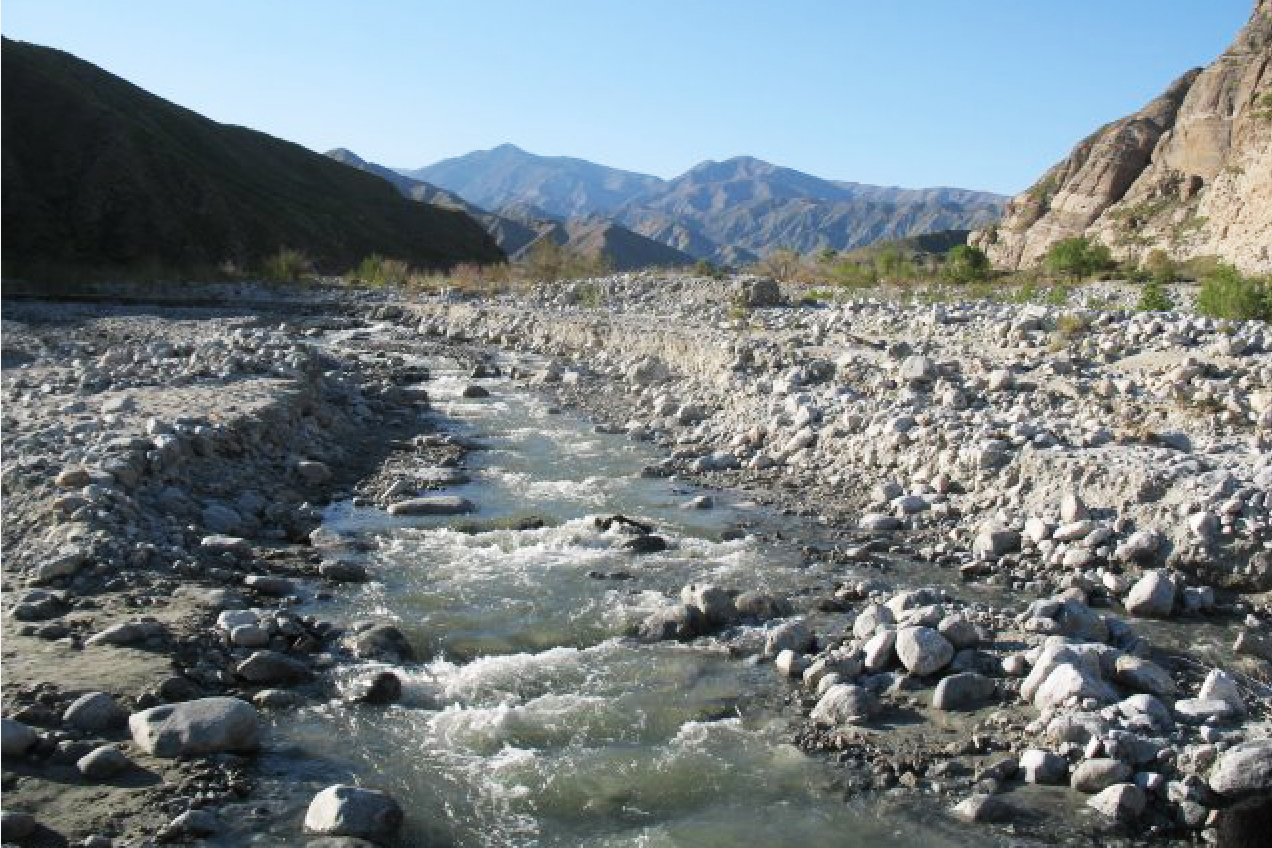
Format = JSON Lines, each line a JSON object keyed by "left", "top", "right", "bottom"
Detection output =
{"left": 972, "top": 1, "right": 1272, "bottom": 273}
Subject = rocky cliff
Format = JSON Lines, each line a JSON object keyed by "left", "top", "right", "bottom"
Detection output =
{"left": 972, "top": 1, "right": 1271, "bottom": 273}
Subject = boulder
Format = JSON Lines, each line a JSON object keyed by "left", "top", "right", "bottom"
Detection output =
{"left": 894, "top": 626, "right": 953, "bottom": 676}
{"left": 810, "top": 684, "right": 879, "bottom": 726}
{"left": 236, "top": 650, "right": 313, "bottom": 684}
{"left": 129, "top": 697, "right": 259, "bottom": 757}
{"left": 1072, "top": 758, "right": 1132, "bottom": 793}
{"left": 1087, "top": 783, "right": 1146, "bottom": 820}
{"left": 1, "top": 718, "right": 38, "bottom": 757}
{"left": 1125, "top": 570, "right": 1175, "bottom": 618}
{"left": 1209, "top": 740, "right": 1272, "bottom": 796}
{"left": 951, "top": 794, "right": 1014, "bottom": 823}
{"left": 1034, "top": 662, "right": 1117, "bottom": 710}
{"left": 386, "top": 496, "right": 476, "bottom": 516}
{"left": 1019, "top": 749, "right": 1067, "bottom": 784}
{"left": 764, "top": 618, "right": 815, "bottom": 656}
{"left": 349, "top": 623, "right": 414, "bottom": 662}
{"left": 77, "top": 745, "right": 132, "bottom": 779}
{"left": 932, "top": 672, "right": 995, "bottom": 710}
{"left": 638, "top": 604, "right": 704, "bottom": 642}
{"left": 304, "top": 785, "right": 403, "bottom": 844}
{"left": 732, "top": 592, "right": 792, "bottom": 621}
{"left": 63, "top": 692, "right": 128, "bottom": 733}
{"left": 679, "top": 584, "right": 735, "bottom": 627}
{"left": 1113, "top": 655, "right": 1178, "bottom": 698}
{"left": 852, "top": 603, "right": 895, "bottom": 639}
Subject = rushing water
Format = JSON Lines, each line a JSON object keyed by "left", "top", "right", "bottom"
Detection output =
{"left": 226, "top": 350, "right": 1002, "bottom": 847}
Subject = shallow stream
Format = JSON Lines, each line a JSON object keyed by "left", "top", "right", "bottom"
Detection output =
{"left": 226, "top": 350, "right": 1024, "bottom": 847}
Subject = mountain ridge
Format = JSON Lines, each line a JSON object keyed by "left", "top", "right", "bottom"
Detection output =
{"left": 1, "top": 38, "right": 504, "bottom": 279}
{"left": 400, "top": 145, "right": 1007, "bottom": 263}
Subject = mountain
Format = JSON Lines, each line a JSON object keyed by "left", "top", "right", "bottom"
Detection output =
{"left": 329, "top": 148, "right": 691, "bottom": 269}
{"left": 514, "top": 216, "right": 694, "bottom": 271}
{"left": 406, "top": 143, "right": 663, "bottom": 219}
{"left": 404, "top": 146, "right": 1006, "bottom": 263}
{"left": 617, "top": 156, "right": 1005, "bottom": 260}
{"left": 971, "top": 1, "right": 1272, "bottom": 273}
{"left": 0, "top": 39, "right": 503, "bottom": 280}
{"left": 326, "top": 148, "right": 539, "bottom": 254}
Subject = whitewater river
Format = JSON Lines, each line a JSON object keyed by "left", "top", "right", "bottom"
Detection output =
{"left": 226, "top": 349, "right": 1014, "bottom": 847}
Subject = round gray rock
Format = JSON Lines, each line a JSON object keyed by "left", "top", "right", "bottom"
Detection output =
{"left": 894, "top": 626, "right": 953, "bottom": 676}
{"left": 304, "top": 785, "right": 403, "bottom": 844}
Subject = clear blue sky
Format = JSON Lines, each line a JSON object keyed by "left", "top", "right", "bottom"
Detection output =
{"left": 1, "top": 0, "right": 1254, "bottom": 194}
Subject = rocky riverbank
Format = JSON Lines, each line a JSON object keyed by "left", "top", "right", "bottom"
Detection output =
{"left": 2, "top": 274, "right": 1270, "bottom": 846}
{"left": 402, "top": 271, "right": 1272, "bottom": 843}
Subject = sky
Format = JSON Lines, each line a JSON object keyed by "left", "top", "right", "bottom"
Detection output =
{"left": 0, "top": 0, "right": 1255, "bottom": 195}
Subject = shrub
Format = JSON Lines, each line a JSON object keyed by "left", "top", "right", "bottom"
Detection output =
{"left": 943, "top": 244, "right": 990, "bottom": 284}
{"left": 519, "top": 238, "right": 610, "bottom": 282}
{"left": 260, "top": 248, "right": 311, "bottom": 283}
{"left": 693, "top": 259, "right": 726, "bottom": 280}
{"left": 1053, "top": 313, "right": 1090, "bottom": 343}
{"left": 754, "top": 247, "right": 807, "bottom": 282}
{"left": 1043, "top": 237, "right": 1113, "bottom": 281}
{"left": 1137, "top": 280, "right": 1175, "bottom": 312}
{"left": 350, "top": 254, "right": 410, "bottom": 287}
{"left": 1144, "top": 249, "right": 1178, "bottom": 284}
{"left": 1196, "top": 264, "right": 1271, "bottom": 322}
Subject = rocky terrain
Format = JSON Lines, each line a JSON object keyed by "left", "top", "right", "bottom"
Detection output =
{"left": 972, "top": 0, "right": 1272, "bottom": 273}
{"left": 2, "top": 275, "right": 1270, "bottom": 846}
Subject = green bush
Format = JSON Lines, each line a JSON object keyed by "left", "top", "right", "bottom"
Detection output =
{"left": 693, "top": 259, "right": 726, "bottom": 280}
{"left": 1137, "top": 280, "right": 1174, "bottom": 312}
{"left": 1043, "top": 237, "right": 1114, "bottom": 281}
{"left": 261, "top": 247, "right": 311, "bottom": 283}
{"left": 1196, "top": 264, "right": 1271, "bottom": 322}
{"left": 943, "top": 244, "right": 990, "bottom": 284}
{"left": 1143, "top": 249, "right": 1178, "bottom": 284}
{"left": 350, "top": 254, "right": 411, "bottom": 287}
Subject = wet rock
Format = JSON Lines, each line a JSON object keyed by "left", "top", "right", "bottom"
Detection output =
{"left": 1209, "top": 740, "right": 1272, "bottom": 796}
{"left": 679, "top": 584, "right": 735, "bottom": 627}
{"left": 77, "top": 745, "right": 132, "bottom": 779}
{"left": 350, "top": 623, "right": 415, "bottom": 662}
{"left": 1019, "top": 749, "right": 1067, "bottom": 784}
{"left": 1, "top": 717, "right": 38, "bottom": 757}
{"left": 1215, "top": 794, "right": 1272, "bottom": 847}
{"left": 1072, "top": 758, "right": 1132, "bottom": 793}
{"left": 352, "top": 671, "right": 402, "bottom": 705}
{"left": 638, "top": 604, "right": 705, "bottom": 642}
{"left": 1034, "top": 662, "right": 1117, "bottom": 710}
{"left": 1125, "top": 570, "right": 1175, "bottom": 618}
{"left": 1, "top": 810, "right": 37, "bottom": 841}
{"left": 162, "top": 809, "right": 221, "bottom": 839}
{"left": 321, "top": 561, "right": 369, "bottom": 582}
{"left": 236, "top": 650, "right": 313, "bottom": 684}
{"left": 937, "top": 614, "right": 980, "bottom": 650}
{"left": 951, "top": 793, "right": 1014, "bottom": 823}
{"left": 733, "top": 591, "right": 792, "bottom": 621}
{"left": 297, "top": 460, "right": 333, "bottom": 485}
{"left": 1087, "top": 783, "right": 1146, "bottom": 820}
{"left": 932, "top": 672, "right": 995, "bottom": 710}
{"left": 129, "top": 696, "right": 260, "bottom": 757}
{"left": 63, "top": 692, "right": 128, "bottom": 733}
{"left": 244, "top": 575, "right": 297, "bottom": 597}
{"left": 304, "top": 785, "right": 403, "bottom": 844}
{"left": 774, "top": 649, "right": 808, "bottom": 677}
{"left": 461, "top": 384, "right": 490, "bottom": 398}
{"left": 810, "top": 684, "right": 879, "bottom": 726}
{"left": 201, "top": 534, "right": 252, "bottom": 556}
{"left": 858, "top": 513, "right": 900, "bottom": 534}
{"left": 764, "top": 618, "right": 815, "bottom": 656}
{"left": 894, "top": 626, "right": 953, "bottom": 676}
{"left": 386, "top": 496, "right": 476, "bottom": 516}
{"left": 623, "top": 534, "right": 668, "bottom": 554}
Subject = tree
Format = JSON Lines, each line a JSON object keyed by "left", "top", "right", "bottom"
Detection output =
{"left": 943, "top": 244, "right": 990, "bottom": 283}
{"left": 756, "top": 247, "right": 805, "bottom": 282}
{"left": 1044, "top": 237, "right": 1113, "bottom": 281}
